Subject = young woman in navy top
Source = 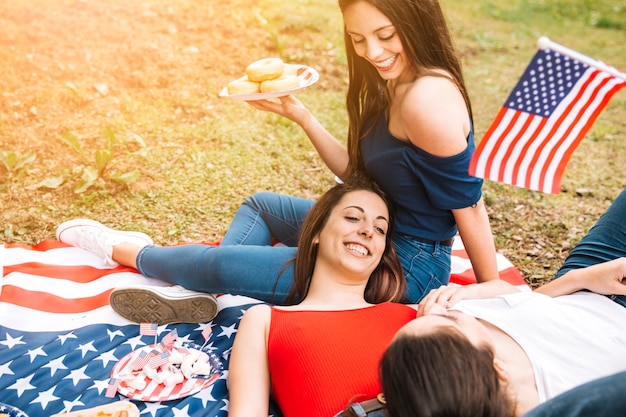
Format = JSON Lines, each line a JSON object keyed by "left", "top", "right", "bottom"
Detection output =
{"left": 56, "top": 0, "right": 500, "bottom": 324}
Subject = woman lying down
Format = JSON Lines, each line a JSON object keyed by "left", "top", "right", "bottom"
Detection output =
{"left": 380, "top": 188, "right": 626, "bottom": 417}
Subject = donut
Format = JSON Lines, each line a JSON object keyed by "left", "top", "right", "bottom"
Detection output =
{"left": 227, "top": 77, "right": 260, "bottom": 95}
{"left": 246, "top": 58, "right": 284, "bottom": 82}
{"left": 260, "top": 74, "right": 301, "bottom": 92}
{"left": 282, "top": 63, "right": 300, "bottom": 76}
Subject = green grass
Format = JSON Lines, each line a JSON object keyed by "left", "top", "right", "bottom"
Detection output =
{"left": 0, "top": 0, "right": 624, "bottom": 285}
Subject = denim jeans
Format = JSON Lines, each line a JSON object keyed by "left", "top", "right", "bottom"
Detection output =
{"left": 135, "top": 192, "right": 451, "bottom": 304}
{"left": 522, "top": 370, "right": 626, "bottom": 417}
{"left": 554, "top": 187, "right": 626, "bottom": 308}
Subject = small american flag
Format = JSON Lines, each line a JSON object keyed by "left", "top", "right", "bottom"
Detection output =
{"left": 161, "top": 328, "right": 178, "bottom": 349}
{"left": 148, "top": 351, "right": 170, "bottom": 369}
{"left": 140, "top": 322, "right": 158, "bottom": 336}
{"left": 470, "top": 37, "right": 626, "bottom": 194}
{"left": 201, "top": 325, "right": 212, "bottom": 341}
{"left": 105, "top": 377, "right": 120, "bottom": 398}
{"left": 130, "top": 349, "right": 151, "bottom": 370}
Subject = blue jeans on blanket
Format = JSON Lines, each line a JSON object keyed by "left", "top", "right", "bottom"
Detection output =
{"left": 135, "top": 192, "right": 451, "bottom": 304}
{"left": 554, "top": 187, "right": 626, "bottom": 308}
{"left": 522, "top": 370, "right": 626, "bottom": 417}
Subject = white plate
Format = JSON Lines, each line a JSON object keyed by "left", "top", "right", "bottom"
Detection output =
{"left": 110, "top": 343, "right": 222, "bottom": 402}
{"left": 219, "top": 64, "right": 319, "bottom": 101}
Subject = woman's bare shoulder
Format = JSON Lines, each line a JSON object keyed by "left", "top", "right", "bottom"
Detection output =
{"left": 400, "top": 75, "right": 469, "bottom": 155}
{"left": 241, "top": 303, "right": 272, "bottom": 324}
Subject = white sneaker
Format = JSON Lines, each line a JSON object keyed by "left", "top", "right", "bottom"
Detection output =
{"left": 56, "top": 219, "right": 154, "bottom": 266}
{"left": 109, "top": 285, "right": 219, "bottom": 325}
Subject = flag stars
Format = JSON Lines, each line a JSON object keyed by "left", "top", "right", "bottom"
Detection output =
{"left": 0, "top": 360, "right": 15, "bottom": 377}
{"left": 43, "top": 354, "right": 68, "bottom": 377}
{"left": 141, "top": 401, "right": 169, "bottom": 417}
{"left": 78, "top": 341, "right": 98, "bottom": 358}
{"left": 32, "top": 385, "right": 61, "bottom": 410}
{"left": 94, "top": 349, "right": 119, "bottom": 368}
{"left": 7, "top": 374, "right": 36, "bottom": 397}
{"left": 57, "top": 331, "right": 78, "bottom": 345}
{"left": 123, "top": 334, "right": 148, "bottom": 351}
{"left": 27, "top": 345, "right": 48, "bottom": 362}
{"left": 505, "top": 48, "right": 590, "bottom": 116}
{"left": 64, "top": 364, "right": 91, "bottom": 386}
{"left": 57, "top": 397, "right": 85, "bottom": 414}
{"left": 90, "top": 378, "right": 111, "bottom": 395}
{"left": 107, "top": 328, "right": 125, "bottom": 341}
{"left": 172, "top": 403, "right": 192, "bottom": 417}
{"left": 218, "top": 323, "right": 237, "bottom": 339}
{"left": 1, "top": 332, "right": 26, "bottom": 349}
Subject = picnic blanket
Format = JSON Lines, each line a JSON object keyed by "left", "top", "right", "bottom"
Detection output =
{"left": 0, "top": 238, "right": 525, "bottom": 416}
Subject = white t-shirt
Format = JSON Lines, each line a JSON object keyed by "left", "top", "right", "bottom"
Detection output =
{"left": 452, "top": 291, "right": 626, "bottom": 403}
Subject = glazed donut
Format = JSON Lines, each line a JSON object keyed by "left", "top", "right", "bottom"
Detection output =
{"left": 260, "top": 74, "right": 301, "bottom": 92}
{"left": 246, "top": 58, "right": 284, "bottom": 82}
{"left": 227, "top": 77, "right": 260, "bottom": 95}
{"left": 282, "top": 63, "right": 300, "bottom": 76}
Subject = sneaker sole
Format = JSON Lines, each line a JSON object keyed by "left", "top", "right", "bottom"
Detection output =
{"left": 57, "top": 218, "right": 154, "bottom": 246}
{"left": 110, "top": 287, "right": 218, "bottom": 325}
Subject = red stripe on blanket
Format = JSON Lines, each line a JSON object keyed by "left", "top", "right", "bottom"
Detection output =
{"left": 449, "top": 266, "right": 524, "bottom": 286}
{"left": 3, "top": 262, "right": 138, "bottom": 281}
{"left": 1, "top": 284, "right": 112, "bottom": 313}
{"left": 6, "top": 240, "right": 70, "bottom": 251}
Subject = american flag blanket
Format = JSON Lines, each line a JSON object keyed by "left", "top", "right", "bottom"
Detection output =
{"left": 0, "top": 239, "right": 525, "bottom": 416}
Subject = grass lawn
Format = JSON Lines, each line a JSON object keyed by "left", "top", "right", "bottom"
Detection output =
{"left": 0, "top": 0, "right": 624, "bottom": 288}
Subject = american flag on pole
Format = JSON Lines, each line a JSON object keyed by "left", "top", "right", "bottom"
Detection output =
{"left": 130, "top": 349, "right": 151, "bottom": 370}
{"left": 469, "top": 37, "right": 626, "bottom": 194}
{"left": 202, "top": 325, "right": 213, "bottom": 342}
{"left": 139, "top": 322, "right": 158, "bottom": 336}
{"left": 161, "top": 328, "right": 178, "bottom": 350}
{"left": 148, "top": 350, "right": 170, "bottom": 369}
{"left": 105, "top": 378, "right": 120, "bottom": 398}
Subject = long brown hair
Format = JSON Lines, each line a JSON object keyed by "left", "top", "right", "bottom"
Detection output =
{"left": 338, "top": 0, "right": 473, "bottom": 176}
{"left": 380, "top": 328, "right": 516, "bottom": 417}
{"left": 285, "top": 175, "right": 406, "bottom": 304}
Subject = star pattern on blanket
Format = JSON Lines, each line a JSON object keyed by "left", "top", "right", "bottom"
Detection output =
{"left": 0, "top": 320, "right": 251, "bottom": 416}
{"left": 1, "top": 239, "right": 524, "bottom": 417}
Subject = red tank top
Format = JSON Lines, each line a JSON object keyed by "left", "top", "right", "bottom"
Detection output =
{"left": 267, "top": 302, "right": 417, "bottom": 417}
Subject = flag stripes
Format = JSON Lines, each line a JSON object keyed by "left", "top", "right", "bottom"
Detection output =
{"left": 470, "top": 39, "right": 626, "bottom": 194}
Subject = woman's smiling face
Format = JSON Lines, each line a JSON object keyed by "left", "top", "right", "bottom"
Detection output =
{"left": 342, "top": 1, "right": 410, "bottom": 81}
{"left": 315, "top": 189, "right": 390, "bottom": 280}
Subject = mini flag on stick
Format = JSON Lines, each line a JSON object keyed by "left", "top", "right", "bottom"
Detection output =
{"left": 200, "top": 325, "right": 213, "bottom": 349}
{"left": 201, "top": 325, "right": 212, "bottom": 342}
{"left": 161, "top": 328, "right": 178, "bottom": 350}
{"left": 148, "top": 351, "right": 170, "bottom": 369}
{"left": 140, "top": 322, "right": 158, "bottom": 336}
{"left": 105, "top": 378, "right": 120, "bottom": 398}
{"left": 130, "top": 350, "right": 151, "bottom": 370}
{"left": 469, "top": 36, "right": 626, "bottom": 194}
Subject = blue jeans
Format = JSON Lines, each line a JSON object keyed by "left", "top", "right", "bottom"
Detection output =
{"left": 522, "top": 370, "right": 626, "bottom": 417}
{"left": 135, "top": 192, "right": 451, "bottom": 304}
{"left": 554, "top": 187, "right": 626, "bottom": 308}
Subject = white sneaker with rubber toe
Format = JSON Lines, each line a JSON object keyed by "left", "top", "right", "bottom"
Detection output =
{"left": 56, "top": 219, "right": 154, "bottom": 266}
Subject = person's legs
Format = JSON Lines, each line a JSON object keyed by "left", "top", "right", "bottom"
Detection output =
{"left": 555, "top": 187, "right": 626, "bottom": 307}
{"left": 555, "top": 188, "right": 626, "bottom": 277}
{"left": 522, "top": 371, "right": 626, "bottom": 417}
{"left": 135, "top": 243, "right": 297, "bottom": 304}
{"left": 393, "top": 234, "right": 452, "bottom": 303}
{"left": 57, "top": 216, "right": 300, "bottom": 324}
{"left": 220, "top": 192, "right": 314, "bottom": 247}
